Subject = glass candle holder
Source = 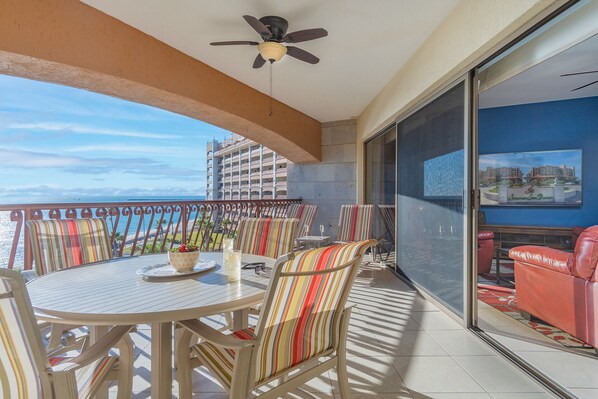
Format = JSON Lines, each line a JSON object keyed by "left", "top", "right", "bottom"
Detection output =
{"left": 223, "top": 237, "right": 235, "bottom": 273}
{"left": 228, "top": 250, "right": 241, "bottom": 282}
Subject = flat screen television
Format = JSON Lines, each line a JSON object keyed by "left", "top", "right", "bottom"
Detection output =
{"left": 479, "top": 149, "right": 582, "bottom": 207}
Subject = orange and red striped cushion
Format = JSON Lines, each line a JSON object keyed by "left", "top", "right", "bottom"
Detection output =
{"left": 193, "top": 328, "right": 255, "bottom": 389}
{"left": 288, "top": 204, "right": 318, "bottom": 240}
{"left": 253, "top": 241, "right": 372, "bottom": 382}
{"left": 27, "top": 218, "right": 112, "bottom": 275}
{"left": 235, "top": 218, "right": 298, "bottom": 259}
{"left": 337, "top": 205, "right": 373, "bottom": 242}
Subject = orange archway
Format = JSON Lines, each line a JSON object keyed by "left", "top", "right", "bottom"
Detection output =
{"left": 0, "top": 0, "right": 321, "bottom": 163}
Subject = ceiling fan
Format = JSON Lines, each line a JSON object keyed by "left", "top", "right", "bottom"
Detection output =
{"left": 560, "top": 70, "right": 598, "bottom": 92}
{"left": 210, "top": 15, "right": 327, "bottom": 68}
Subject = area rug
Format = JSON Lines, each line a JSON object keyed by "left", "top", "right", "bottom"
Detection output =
{"left": 478, "top": 284, "right": 595, "bottom": 352}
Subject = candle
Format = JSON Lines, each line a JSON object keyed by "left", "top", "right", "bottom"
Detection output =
{"left": 228, "top": 250, "right": 241, "bottom": 282}
{"left": 222, "top": 237, "right": 235, "bottom": 274}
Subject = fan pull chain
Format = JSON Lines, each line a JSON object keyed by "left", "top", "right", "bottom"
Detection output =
{"left": 269, "top": 61, "right": 273, "bottom": 117}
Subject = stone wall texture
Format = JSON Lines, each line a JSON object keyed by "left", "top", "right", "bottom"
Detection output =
{"left": 287, "top": 120, "right": 357, "bottom": 240}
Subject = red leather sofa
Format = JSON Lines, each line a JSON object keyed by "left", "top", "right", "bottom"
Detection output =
{"left": 478, "top": 231, "right": 495, "bottom": 275}
{"left": 510, "top": 225, "right": 598, "bottom": 348}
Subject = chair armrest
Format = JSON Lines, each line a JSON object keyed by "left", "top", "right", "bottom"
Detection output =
{"left": 50, "top": 325, "right": 134, "bottom": 371}
{"left": 178, "top": 319, "right": 256, "bottom": 349}
{"left": 509, "top": 246, "right": 573, "bottom": 275}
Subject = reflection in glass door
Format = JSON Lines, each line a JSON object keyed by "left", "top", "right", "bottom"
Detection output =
{"left": 396, "top": 79, "right": 470, "bottom": 316}
{"left": 365, "top": 126, "right": 396, "bottom": 268}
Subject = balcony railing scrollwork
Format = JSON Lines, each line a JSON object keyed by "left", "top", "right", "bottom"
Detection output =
{"left": 0, "top": 199, "right": 300, "bottom": 270}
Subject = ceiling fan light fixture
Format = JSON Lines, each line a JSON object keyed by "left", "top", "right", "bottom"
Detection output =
{"left": 258, "top": 42, "right": 287, "bottom": 62}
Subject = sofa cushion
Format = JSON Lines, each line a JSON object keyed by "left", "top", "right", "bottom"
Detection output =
{"left": 509, "top": 246, "right": 573, "bottom": 275}
{"left": 573, "top": 225, "right": 598, "bottom": 281}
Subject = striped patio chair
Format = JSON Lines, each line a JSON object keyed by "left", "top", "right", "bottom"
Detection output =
{"left": 26, "top": 218, "right": 113, "bottom": 350}
{"left": 337, "top": 204, "right": 374, "bottom": 242}
{"left": 0, "top": 268, "right": 134, "bottom": 399}
{"left": 27, "top": 218, "right": 113, "bottom": 276}
{"left": 375, "top": 205, "right": 396, "bottom": 262}
{"left": 286, "top": 203, "right": 319, "bottom": 240}
{"left": 217, "top": 217, "right": 299, "bottom": 327}
{"left": 234, "top": 217, "right": 299, "bottom": 259}
{"left": 175, "top": 240, "right": 377, "bottom": 399}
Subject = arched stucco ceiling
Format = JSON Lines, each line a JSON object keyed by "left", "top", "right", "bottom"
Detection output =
{"left": 0, "top": 0, "right": 322, "bottom": 163}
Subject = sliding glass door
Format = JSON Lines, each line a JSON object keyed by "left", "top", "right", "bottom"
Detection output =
{"left": 365, "top": 126, "right": 397, "bottom": 267}
{"left": 396, "top": 78, "right": 471, "bottom": 316}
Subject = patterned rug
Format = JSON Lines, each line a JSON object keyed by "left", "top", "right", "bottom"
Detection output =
{"left": 478, "top": 284, "right": 595, "bottom": 352}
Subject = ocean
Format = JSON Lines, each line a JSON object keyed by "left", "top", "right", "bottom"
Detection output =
{"left": 0, "top": 196, "right": 205, "bottom": 269}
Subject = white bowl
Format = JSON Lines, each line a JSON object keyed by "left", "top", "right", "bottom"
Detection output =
{"left": 168, "top": 251, "right": 201, "bottom": 272}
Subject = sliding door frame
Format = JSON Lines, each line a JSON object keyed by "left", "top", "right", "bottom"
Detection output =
{"left": 394, "top": 73, "right": 475, "bottom": 325}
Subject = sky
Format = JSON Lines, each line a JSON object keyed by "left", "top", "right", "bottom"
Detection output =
{"left": 0, "top": 75, "right": 232, "bottom": 203}
{"left": 479, "top": 149, "right": 582, "bottom": 178}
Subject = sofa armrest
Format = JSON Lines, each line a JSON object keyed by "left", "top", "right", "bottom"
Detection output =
{"left": 509, "top": 246, "right": 573, "bottom": 275}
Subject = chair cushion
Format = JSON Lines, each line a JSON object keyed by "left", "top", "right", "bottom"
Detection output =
{"left": 337, "top": 205, "right": 373, "bottom": 242}
{"left": 192, "top": 328, "right": 255, "bottom": 390}
{"left": 50, "top": 355, "right": 117, "bottom": 399}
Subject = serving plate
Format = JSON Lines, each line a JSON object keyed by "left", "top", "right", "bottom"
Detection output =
{"left": 137, "top": 260, "right": 217, "bottom": 280}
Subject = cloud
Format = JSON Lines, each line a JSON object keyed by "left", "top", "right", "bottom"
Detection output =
{"left": 64, "top": 144, "right": 197, "bottom": 156}
{"left": 7, "top": 122, "right": 180, "bottom": 140}
{"left": 0, "top": 184, "right": 205, "bottom": 204}
{"left": 0, "top": 148, "right": 204, "bottom": 181}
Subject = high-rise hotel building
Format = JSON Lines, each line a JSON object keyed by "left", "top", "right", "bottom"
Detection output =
{"left": 206, "top": 134, "right": 288, "bottom": 200}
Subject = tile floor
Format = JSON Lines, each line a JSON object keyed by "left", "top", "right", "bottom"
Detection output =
{"left": 108, "top": 260, "right": 557, "bottom": 399}
{"left": 478, "top": 300, "right": 598, "bottom": 399}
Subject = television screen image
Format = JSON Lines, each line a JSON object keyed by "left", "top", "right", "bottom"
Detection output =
{"left": 479, "top": 149, "right": 582, "bottom": 207}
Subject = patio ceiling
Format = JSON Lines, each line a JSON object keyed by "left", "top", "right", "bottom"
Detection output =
{"left": 81, "top": 0, "right": 461, "bottom": 122}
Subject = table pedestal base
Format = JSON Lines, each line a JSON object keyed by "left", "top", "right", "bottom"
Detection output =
{"left": 152, "top": 322, "right": 173, "bottom": 399}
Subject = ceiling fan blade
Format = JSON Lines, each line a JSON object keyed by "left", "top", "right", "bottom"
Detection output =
{"left": 285, "top": 46, "right": 320, "bottom": 64}
{"left": 253, "top": 54, "right": 266, "bottom": 69}
{"left": 210, "top": 41, "right": 259, "bottom": 46}
{"left": 561, "top": 70, "right": 598, "bottom": 77}
{"left": 283, "top": 28, "right": 328, "bottom": 43}
{"left": 571, "top": 80, "right": 598, "bottom": 92}
{"left": 243, "top": 15, "right": 271, "bottom": 38}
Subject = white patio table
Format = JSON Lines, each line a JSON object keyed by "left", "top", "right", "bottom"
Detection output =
{"left": 27, "top": 252, "right": 274, "bottom": 399}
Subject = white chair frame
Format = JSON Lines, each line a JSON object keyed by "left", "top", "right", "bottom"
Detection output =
{"left": 0, "top": 268, "right": 134, "bottom": 399}
{"left": 175, "top": 240, "right": 376, "bottom": 399}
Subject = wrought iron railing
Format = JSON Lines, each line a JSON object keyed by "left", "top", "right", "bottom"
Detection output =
{"left": 0, "top": 199, "right": 300, "bottom": 270}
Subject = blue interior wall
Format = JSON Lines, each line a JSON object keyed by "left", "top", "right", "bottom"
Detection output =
{"left": 479, "top": 96, "right": 598, "bottom": 227}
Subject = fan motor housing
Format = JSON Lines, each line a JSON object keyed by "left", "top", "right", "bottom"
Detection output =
{"left": 259, "top": 16, "right": 288, "bottom": 41}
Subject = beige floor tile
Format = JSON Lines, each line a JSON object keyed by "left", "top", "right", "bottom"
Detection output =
{"left": 361, "top": 311, "right": 422, "bottom": 333}
{"left": 188, "top": 366, "right": 227, "bottom": 393}
{"left": 392, "top": 356, "right": 485, "bottom": 393}
{"left": 568, "top": 388, "right": 598, "bottom": 399}
{"left": 478, "top": 308, "right": 524, "bottom": 328}
{"left": 515, "top": 351, "right": 598, "bottom": 388}
{"left": 329, "top": 356, "right": 410, "bottom": 395}
{"left": 258, "top": 370, "right": 333, "bottom": 394}
{"left": 426, "top": 330, "right": 495, "bottom": 356}
{"left": 453, "top": 355, "right": 544, "bottom": 393}
{"left": 374, "top": 329, "right": 448, "bottom": 357}
{"left": 483, "top": 325, "right": 561, "bottom": 352}
{"left": 411, "top": 393, "right": 492, "bottom": 399}
{"left": 489, "top": 394, "right": 557, "bottom": 399}
{"left": 346, "top": 326, "right": 389, "bottom": 358}
{"left": 409, "top": 311, "right": 463, "bottom": 331}
{"left": 335, "top": 393, "right": 413, "bottom": 398}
